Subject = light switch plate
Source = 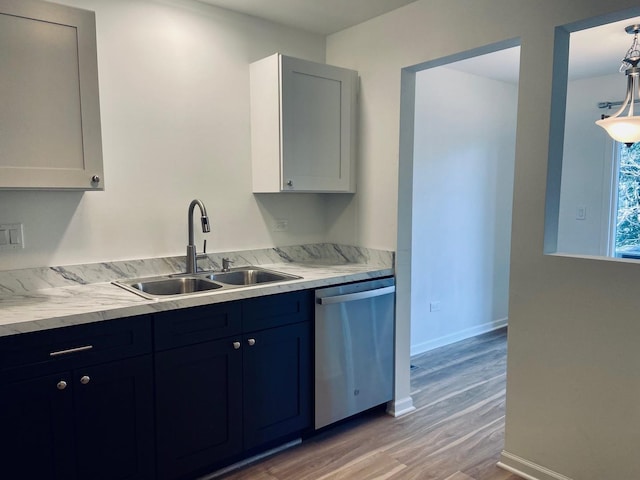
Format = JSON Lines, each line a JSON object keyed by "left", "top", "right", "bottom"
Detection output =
{"left": 0, "top": 223, "right": 24, "bottom": 250}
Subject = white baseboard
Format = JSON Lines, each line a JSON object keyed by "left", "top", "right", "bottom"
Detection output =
{"left": 498, "top": 450, "right": 573, "bottom": 480}
{"left": 410, "top": 317, "right": 508, "bottom": 357}
{"left": 386, "top": 396, "right": 416, "bottom": 417}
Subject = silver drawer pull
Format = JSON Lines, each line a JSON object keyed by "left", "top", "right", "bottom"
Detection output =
{"left": 49, "top": 345, "right": 94, "bottom": 357}
{"left": 57, "top": 380, "right": 67, "bottom": 390}
{"left": 233, "top": 341, "right": 241, "bottom": 350}
{"left": 247, "top": 338, "right": 256, "bottom": 346}
{"left": 80, "top": 375, "right": 91, "bottom": 385}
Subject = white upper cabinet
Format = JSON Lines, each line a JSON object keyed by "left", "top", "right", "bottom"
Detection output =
{"left": 250, "top": 54, "right": 357, "bottom": 193}
{"left": 0, "top": 0, "right": 103, "bottom": 190}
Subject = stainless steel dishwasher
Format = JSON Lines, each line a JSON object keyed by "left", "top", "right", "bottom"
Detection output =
{"left": 314, "top": 277, "right": 395, "bottom": 429}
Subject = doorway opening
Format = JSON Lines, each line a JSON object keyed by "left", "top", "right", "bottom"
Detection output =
{"left": 397, "top": 42, "right": 521, "bottom": 362}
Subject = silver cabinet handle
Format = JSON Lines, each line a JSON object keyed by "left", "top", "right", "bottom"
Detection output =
{"left": 316, "top": 285, "right": 395, "bottom": 305}
{"left": 49, "top": 345, "right": 93, "bottom": 357}
{"left": 80, "top": 375, "right": 90, "bottom": 385}
{"left": 57, "top": 380, "right": 67, "bottom": 390}
{"left": 233, "top": 341, "right": 241, "bottom": 350}
{"left": 247, "top": 338, "right": 256, "bottom": 346}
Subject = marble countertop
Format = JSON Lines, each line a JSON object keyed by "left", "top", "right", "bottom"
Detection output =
{"left": 0, "top": 252, "right": 393, "bottom": 337}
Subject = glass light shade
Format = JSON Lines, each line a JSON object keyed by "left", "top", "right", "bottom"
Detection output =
{"left": 596, "top": 115, "right": 640, "bottom": 143}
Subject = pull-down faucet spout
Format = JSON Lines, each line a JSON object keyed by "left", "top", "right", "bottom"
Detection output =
{"left": 186, "top": 199, "right": 210, "bottom": 274}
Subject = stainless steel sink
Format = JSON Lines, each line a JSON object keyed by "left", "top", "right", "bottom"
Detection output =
{"left": 114, "top": 276, "right": 222, "bottom": 299}
{"left": 203, "top": 267, "right": 300, "bottom": 286}
{"left": 113, "top": 266, "right": 301, "bottom": 299}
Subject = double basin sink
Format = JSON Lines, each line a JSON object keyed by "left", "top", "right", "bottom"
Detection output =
{"left": 113, "top": 266, "right": 301, "bottom": 300}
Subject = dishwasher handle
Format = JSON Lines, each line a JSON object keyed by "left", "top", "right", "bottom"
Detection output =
{"left": 316, "top": 285, "right": 395, "bottom": 305}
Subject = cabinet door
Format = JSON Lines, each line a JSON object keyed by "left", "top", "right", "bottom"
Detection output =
{"left": 74, "top": 355, "right": 155, "bottom": 480}
{"left": 0, "top": 372, "right": 76, "bottom": 480}
{"left": 155, "top": 338, "right": 243, "bottom": 480}
{"left": 280, "top": 55, "right": 357, "bottom": 193}
{"left": 0, "top": 0, "right": 103, "bottom": 190}
{"left": 243, "top": 322, "right": 311, "bottom": 450}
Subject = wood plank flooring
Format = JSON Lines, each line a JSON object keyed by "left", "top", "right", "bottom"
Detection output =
{"left": 217, "top": 328, "right": 520, "bottom": 480}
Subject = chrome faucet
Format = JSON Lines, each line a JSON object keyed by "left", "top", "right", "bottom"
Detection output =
{"left": 186, "top": 199, "right": 210, "bottom": 274}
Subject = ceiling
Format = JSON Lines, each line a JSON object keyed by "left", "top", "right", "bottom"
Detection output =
{"left": 196, "top": 0, "right": 418, "bottom": 35}
{"left": 442, "top": 16, "right": 640, "bottom": 85}
{"left": 568, "top": 17, "right": 640, "bottom": 80}
{"left": 194, "top": 1, "right": 639, "bottom": 84}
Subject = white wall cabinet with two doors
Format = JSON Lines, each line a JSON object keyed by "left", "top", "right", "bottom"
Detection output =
{"left": 250, "top": 53, "right": 358, "bottom": 193}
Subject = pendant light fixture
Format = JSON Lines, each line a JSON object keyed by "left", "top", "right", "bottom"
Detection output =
{"left": 596, "top": 24, "right": 640, "bottom": 147}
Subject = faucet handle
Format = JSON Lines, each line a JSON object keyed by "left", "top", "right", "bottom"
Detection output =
{"left": 222, "top": 257, "right": 233, "bottom": 272}
{"left": 201, "top": 215, "right": 210, "bottom": 233}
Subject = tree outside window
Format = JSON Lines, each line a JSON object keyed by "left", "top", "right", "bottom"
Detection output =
{"left": 615, "top": 142, "right": 640, "bottom": 256}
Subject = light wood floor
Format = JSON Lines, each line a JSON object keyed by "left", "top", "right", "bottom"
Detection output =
{"left": 219, "top": 328, "right": 520, "bottom": 480}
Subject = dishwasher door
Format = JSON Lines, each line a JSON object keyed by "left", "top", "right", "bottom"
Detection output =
{"left": 314, "top": 277, "right": 395, "bottom": 429}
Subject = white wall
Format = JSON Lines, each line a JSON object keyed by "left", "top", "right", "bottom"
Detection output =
{"left": 326, "top": 1, "right": 640, "bottom": 479}
{"left": 0, "top": 0, "right": 359, "bottom": 271}
{"left": 410, "top": 66, "right": 517, "bottom": 356}
{"left": 557, "top": 74, "right": 619, "bottom": 255}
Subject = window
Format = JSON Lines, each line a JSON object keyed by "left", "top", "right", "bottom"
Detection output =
{"left": 613, "top": 142, "right": 640, "bottom": 258}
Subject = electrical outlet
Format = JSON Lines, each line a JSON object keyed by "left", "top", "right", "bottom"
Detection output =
{"left": 273, "top": 219, "right": 288, "bottom": 232}
{"left": 429, "top": 301, "right": 441, "bottom": 312}
{"left": 576, "top": 206, "right": 586, "bottom": 220}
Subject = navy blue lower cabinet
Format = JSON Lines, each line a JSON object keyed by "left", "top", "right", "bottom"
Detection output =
{"left": 75, "top": 355, "right": 155, "bottom": 480}
{"left": 0, "top": 355, "right": 155, "bottom": 480}
{"left": 243, "top": 322, "right": 311, "bottom": 450}
{"left": 0, "top": 371, "right": 76, "bottom": 479}
{"left": 0, "top": 317, "right": 155, "bottom": 480}
{"left": 153, "top": 291, "right": 312, "bottom": 480}
{"left": 154, "top": 322, "right": 311, "bottom": 480}
{"left": 155, "top": 337, "right": 243, "bottom": 480}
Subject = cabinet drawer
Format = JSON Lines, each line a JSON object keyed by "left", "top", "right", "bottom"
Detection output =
{"left": 242, "top": 290, "right": 312, "bottom": 332}
{"left": 154, "top": 301, "right": 242, "bottom": 350}
{"left": 0, "top": 316, "right": 151, "bottom": 382}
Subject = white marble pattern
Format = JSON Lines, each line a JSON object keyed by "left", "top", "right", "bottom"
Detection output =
{"left": 0, "top": 243, "right": 393, "bottom": 295}
{"left": 0, "top": 244, "right": 394, "bottom": 337}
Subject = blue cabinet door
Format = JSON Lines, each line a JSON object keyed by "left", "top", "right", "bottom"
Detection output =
{"left": 75, "top": 355, "right": 155, "bottom": 480}
{"left": 0, "top": 372, "right": 75, "bottom": 479}
{"left": 155, "top": 337, "right": 243, "bottom": 480}
{"left": 243, "top": 321, "right": 311, "bottom": 450}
